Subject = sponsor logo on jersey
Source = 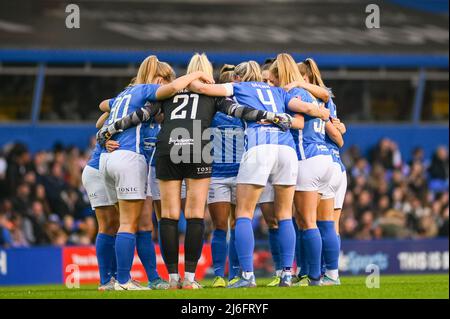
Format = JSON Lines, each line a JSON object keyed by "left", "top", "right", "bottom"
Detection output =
{"left": 118, "top": 187, "right": 139, "bottom": 194}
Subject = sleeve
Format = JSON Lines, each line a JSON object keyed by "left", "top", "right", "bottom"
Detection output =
{"left": 215, "top": 97, "right": 268, "bottom": 122}
{"left": 222, "top": 83, "right": 234, "bottom": 96}
{"left": 326, "top": 98, "right": 337, "bottom": 119}
{"left": 142, "top": 84, "right": 162, "bottom": 101}
{"left": 108, "top": 98, "right": 116, "bottom": 108}
{"left": 111, "top": 102, "right": 162, "bottom": 132}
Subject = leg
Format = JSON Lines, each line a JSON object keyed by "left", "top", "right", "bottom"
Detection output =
{"left": 95, "top": 205, "right": 119, "bottom": 286}
{"left": 136, "top": 196, "right": 160, "bottom": 283}
{"left": 183, "top": 178, "right": 210, "bottom": 283}
{"left": 261, "top": 202, "right": 282, "bottom": 280}
{"left": 273, "top": 185, "right": 296, "bottom": 283}
{"left": 228, "top": 204, "right": 240, "bottom": 280}
{"left": 115, "top": 199, "right": 144, "bottom": 285}
{"left": 316, "top": 199, "right": 340, "bottom": 282}
{"left": 294, "top": 191, "right": 322, "bottom": 282}
{"left": 234, "top": 184, "right": 264, "bottom": 277}
{"left": 158, "top": 180, "right": 182, "bottom": 282}
{"left": 209, "top": 202, "right": 231, "bottom": 280}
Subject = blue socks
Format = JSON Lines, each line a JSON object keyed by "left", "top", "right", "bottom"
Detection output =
{"left": 228, "top": 229, "right": 240, "bottom": 279}
{"left": 317, "top": 221, "right": 340, "bottom": 271}
{"left": 278, "top": 219, "right": 295, "bottom": 269}
{"left": 298, "top": 230, "right": 309, "bottom": 276}
{"left": 235, "top": 218, "right": 254, "bottom": 272}
{"left": 268, "top": 228, "right": 282, "bottom": 271}
{"left": 115, "top": 232, "right": 136, "bottom": 284}
{"left": 95, "top": 233, "right": 116, "bottom": 285}
{"left": 136, "top": 231, "right": 159, "bottom": 282}
{"left": 211, "top": 229, "right": 227, "bottom": 277}
{"left": 302, "top": 228, "right": 322, "bottom": 280}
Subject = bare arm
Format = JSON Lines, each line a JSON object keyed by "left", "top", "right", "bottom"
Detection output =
{"left": 332, "top": 118, "right": 347, "bottom": 135}
{"left": 188, "top": 80, "right": 232, "bottom": 97}
{"left": 285, "top": 82, "right": 330, "bottom": 102}
{"left": 155, "top": 71, "right": 215, "bottom": 100}
{"left": 96, "top": 112, "right": 110, "bottom": 129}
{"left": 287, "top": 98, "right": 330, "bottom": 121}
{"left": 325, "top": 120, "right": 344, "bottom": 148}
{"left": 99, "top": 99, "right": 111, "bottom": 112}
{"left": 291, "top": 113, "right": 304, "bottom": 130}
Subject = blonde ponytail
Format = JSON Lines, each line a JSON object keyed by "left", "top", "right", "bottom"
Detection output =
{"left": 136, "top": 55, "right": 158, "bottom": 84}
{"left": 234, "top": 60, "right": 262, "bottom": 82}
{"left": 187, "top": 53, "right": 213, "bottom": 78}
{"left": 135, "top": 55, "right": 175, "bottom": 84}
{"left": 269, "top": 53, "right": 304, "bottom": 87}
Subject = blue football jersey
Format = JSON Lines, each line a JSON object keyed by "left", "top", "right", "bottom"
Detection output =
{"left": 288, "top": 87, "right": 330, "bottom": 160}
{"left": 143, "top": 120, "right": 160, "bottom": 167}
{"left": 211, "top": 111, "right": 246, "bottom": 178}
{"left": 231, "top": 82, "right": 295, "bottom": 150}
{"left": 87, "top": 143, "right": 102, "bottom": 170}
{"left": 325, "top": 97, "right": 345, "bottom": 171}
{"left": 104, "top": 84, "right": 160, "bottom": 159}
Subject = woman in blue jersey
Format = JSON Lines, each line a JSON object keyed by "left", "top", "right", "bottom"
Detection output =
{"left": 81, "top": 115, "right": 119, "bottom": 291}
{"left": 99, "top": 55, "right": 214, "bottom": 290}
{"left": 269, "top": 54, "right": 343, "bottom": 286}
{"left": 207, "top": 64, "right": 245, "bottom": 288}
{"left": 189, "top": 60, "right": 330, "bottom": 288}
{"left": 298, "top": 59, "right": 347, "bottom": 285}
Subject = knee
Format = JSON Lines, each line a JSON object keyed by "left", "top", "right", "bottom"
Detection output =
{"left": 265, "top": 217, "right": 278, "bottom": 229}
{"left": 214, "top": 220, "right": 228, "bottom": 231}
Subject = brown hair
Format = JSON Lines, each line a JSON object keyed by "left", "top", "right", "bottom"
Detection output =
{"left": 219, "top": 64, "right": 235, "bottom": 83}
{"left": 298, "top": 58, "right": 326, "bottom": 88}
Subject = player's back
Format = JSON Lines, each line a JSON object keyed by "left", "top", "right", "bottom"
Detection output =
{"left": 106, "top": 84, "right": 160, "bottom": 156}
{"left": 156, "top": 90, "right": 217, "bottom": 158}
{"left": 211, "top": 112, "right": 245, "bottom": 177}
{"left": 232, "top": 81, "right": 294, "bottom": 149}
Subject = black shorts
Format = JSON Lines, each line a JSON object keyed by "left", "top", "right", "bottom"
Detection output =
{"left": 155, "top": 155, "right": 212, "bottom": 180}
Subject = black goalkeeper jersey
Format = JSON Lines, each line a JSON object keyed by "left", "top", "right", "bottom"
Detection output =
{"left": 155, "top": 90, "right": 233, "bottom": 161}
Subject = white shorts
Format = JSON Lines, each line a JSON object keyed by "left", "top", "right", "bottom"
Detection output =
{"left": 81, "top": 165, "right": 115, "bottom": 209}
{"left": 258, "top": 182, "right": 274, "bottom": 204}
{"left": 236, "top": 144, "right": 298, "bottom": 186}
{"left": 296, "top": 155, "right": 335, "bottom": 198}
{"left": 334, "top": 169, "right": 347, "bottom": 210}
{"left": 149, "top": 166, "right": 186, "bottom": 200}
{"left": 100, "top": 150, "right": 148, "bottom": 201}
{"left": 207, "top": 176, "right": 237, "bottom": 204}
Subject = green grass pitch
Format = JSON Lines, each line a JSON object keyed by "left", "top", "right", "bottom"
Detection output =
{"left": 0, "top": 274, "right": 448, "bottom": 299}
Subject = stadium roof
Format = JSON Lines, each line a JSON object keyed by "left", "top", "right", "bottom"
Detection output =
{"left": 0, "top": 0, "right": 448, "bottom": 67}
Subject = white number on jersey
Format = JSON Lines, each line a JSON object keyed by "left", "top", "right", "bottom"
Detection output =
{"left": 170, "top": 94, "right": 200, "bottom": 120}
{"left": 313, "top": 120, "right": 326, "bottom": 135}
{"left": 256, "top": 89, "right": 278, "bottom": 112}
{"left": 108, "top": 94, "right": 132, "bottom": 124}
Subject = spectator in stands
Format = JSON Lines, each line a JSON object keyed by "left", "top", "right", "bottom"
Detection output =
{"left": 369, "top": 138, "right": 402, "bottom": 170}
{"left": 429, "top": 146, "right": 449, "bottom": 181}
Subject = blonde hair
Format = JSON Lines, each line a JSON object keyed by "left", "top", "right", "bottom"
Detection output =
{"left": 135, "top": 55, "right": 175, "bottom": 84}
{"left": 186, "top": 53, "right": 213, "bottom": 77}
{"left": 234, "top": 61, "right": 262, "bottom": 82}
{"left": 298, "top": 58, "right": 326, "bottom": 88}
{"left": 269, "top": 53, "right": 304, "bottom": 87}
{"left": 219, "top": 64, "right": 235, "bottom": 83}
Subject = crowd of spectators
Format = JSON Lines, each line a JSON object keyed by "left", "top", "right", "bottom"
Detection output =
{"left": 0, "top": 137, "right": 448, "bottom": 248}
